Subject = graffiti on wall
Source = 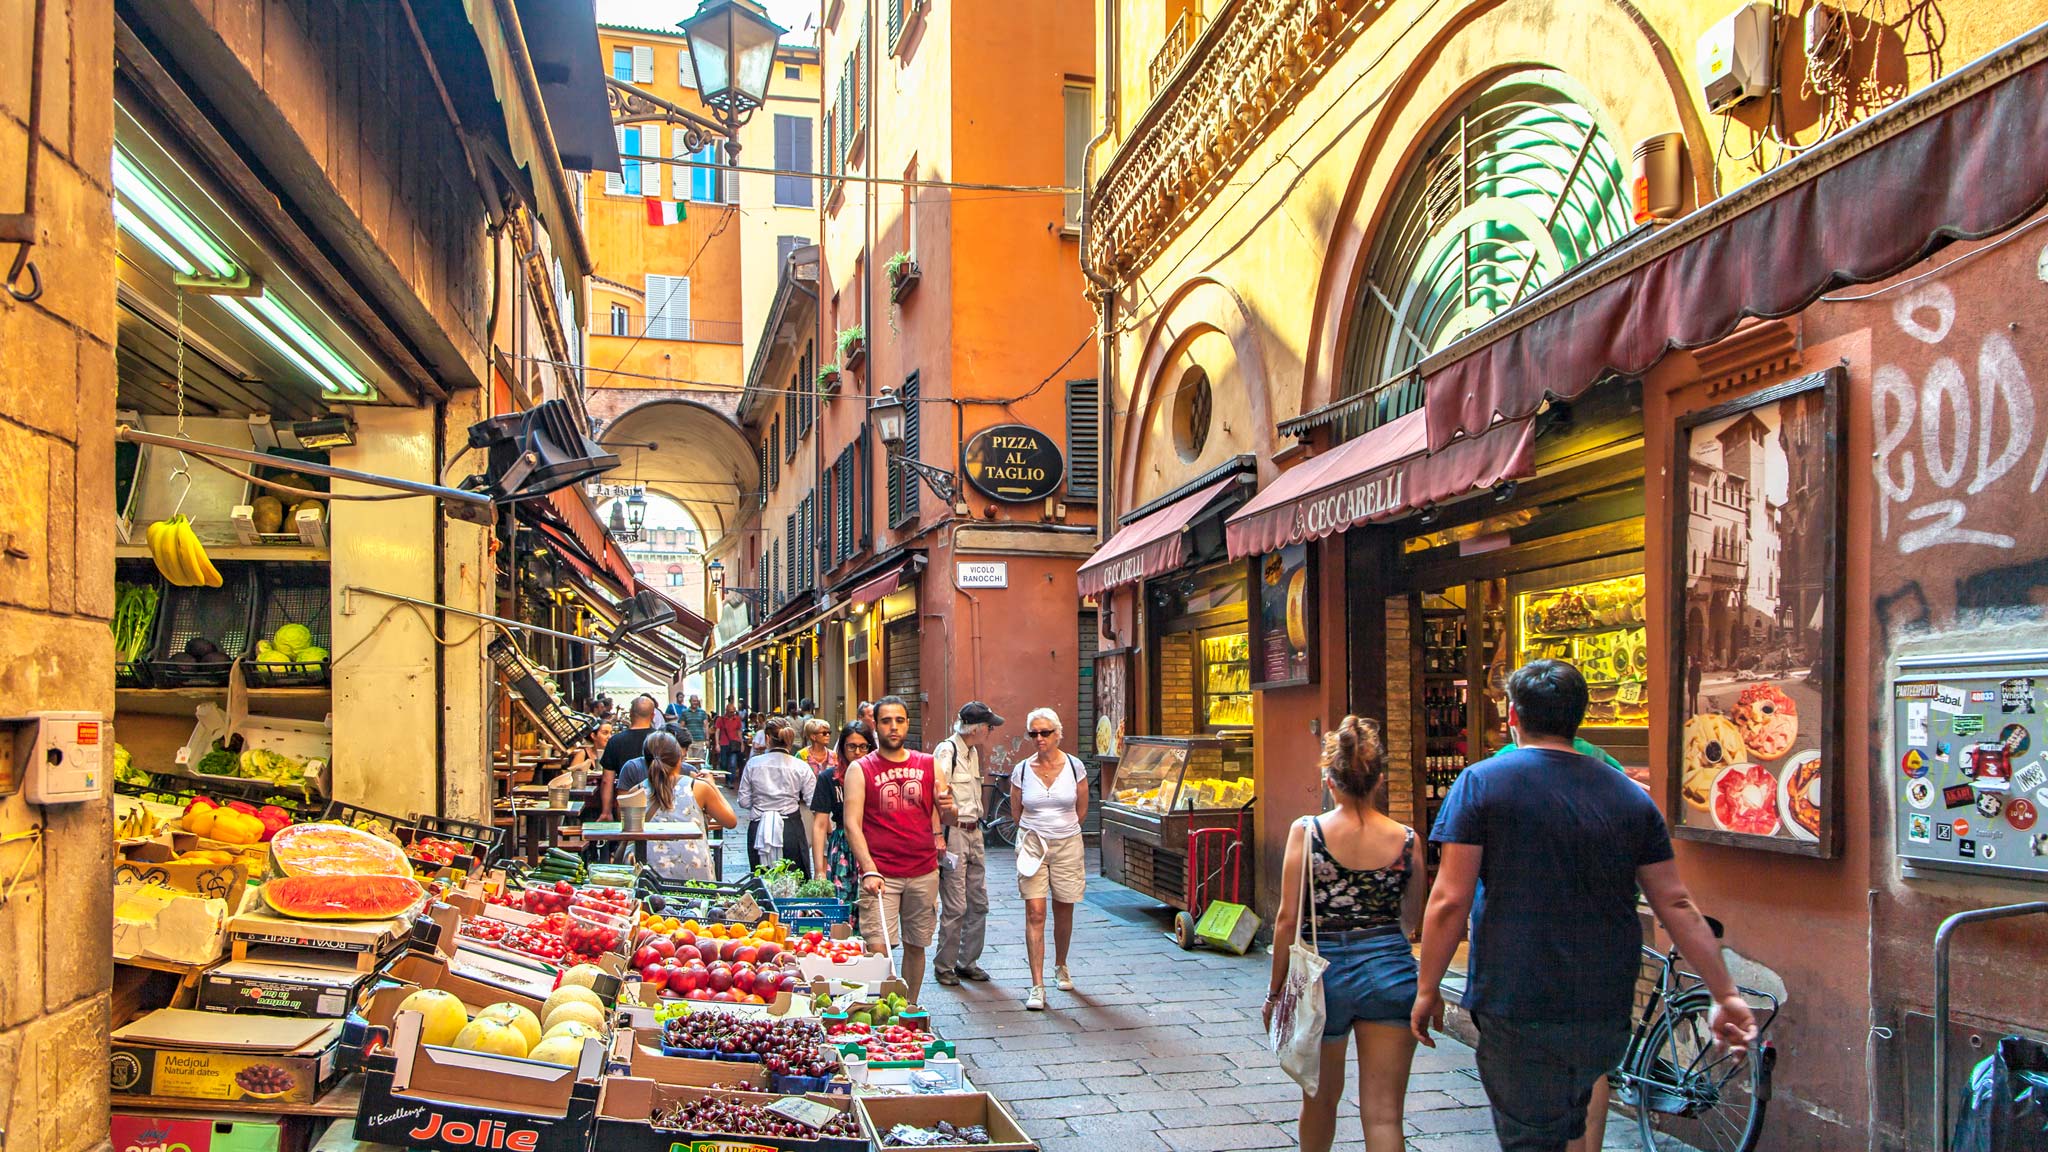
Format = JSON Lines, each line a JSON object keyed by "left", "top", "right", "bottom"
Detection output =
{"left": 1873, "top": 281, "right": 2040, "bottom": 555}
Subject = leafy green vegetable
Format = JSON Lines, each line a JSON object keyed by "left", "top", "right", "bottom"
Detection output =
{"left": 195, "top": 745, "right": 240, "bottom": 777}
{"left": 795, "top": 878, "right": 838, "bottom": 898}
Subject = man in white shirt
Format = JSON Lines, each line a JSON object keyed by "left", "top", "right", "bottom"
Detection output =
{"left": 933, "top": 701, "right": 1001, "bottom": 985}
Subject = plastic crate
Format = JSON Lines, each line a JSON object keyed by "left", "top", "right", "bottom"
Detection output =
{"left": 488, "top": 636, "right": 597, "bottom": 746}
{"left": 246, "top": 561, "right": 331, "bottom": 687}
{"left": 113, "top": 560, "right": 164, "bottom": 688}
{"left": 319, "top": 800, "right": 409, "bottom": 837}
{"left": 148, "top": 562, "right": 258, "bottom": 687}
{"left": 405, "top": 814, "right": 508, "bottom": 866}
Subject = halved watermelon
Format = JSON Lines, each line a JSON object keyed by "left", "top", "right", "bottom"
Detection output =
{"left": 1711, "top": 763, "right": 1782, "bottom": 836}
{"left": 269, "top": 821, "right": 410, "bottom": 877}
{"left": 262, "top": 874, "right": 424, "bottom": 921}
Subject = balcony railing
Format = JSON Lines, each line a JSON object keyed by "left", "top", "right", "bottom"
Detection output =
{"left": 601, "top": 316, "right": 745, "bottom": 345}
{"left": 1148, "top": 9, "right": 1205, "bottom": 99}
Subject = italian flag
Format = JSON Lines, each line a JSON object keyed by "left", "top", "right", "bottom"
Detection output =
{"left": 646, "top": 199, "right": 687, "bottom": 226}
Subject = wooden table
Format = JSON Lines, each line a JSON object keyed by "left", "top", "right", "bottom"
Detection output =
{"left": 512, "top": 783, "right": 596, "bottom": 803}
{"left": 495, "top": 803, "right": 579, "bottom": 865}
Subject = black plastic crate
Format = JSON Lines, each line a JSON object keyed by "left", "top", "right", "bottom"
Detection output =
{"left": 148, "top": 562, "right": 258, "bottom": 687}
{"left": 406, "top": 814, "right": 507, "bottom": 865}
{"left": 319, "top": 800, "right": 409, "bottom": 838}
{"left": 113, "top": 561, "right": 164, "bottom": 689}
{"left": 488, "top": 636, "right": 597, "bottom": 747}
{"left": 246, "top": 561, "right": 332, "bottom": 687}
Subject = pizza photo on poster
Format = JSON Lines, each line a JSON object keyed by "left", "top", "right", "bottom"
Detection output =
{"left": 1668, "top": 371, "right": 1842, "bottom": 857}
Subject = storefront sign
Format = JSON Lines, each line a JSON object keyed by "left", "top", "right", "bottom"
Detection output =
{"left": 956, "top": 561, "right": 1009, "bottom": 588}
{"left": 1668, "top": 370, "right": 1843, "bottom": 858}
{"left": 1249, "top": 544, "right": 1316, "bottom": 689}
{"left": 962, "top": 424, "right": 1064, "bottom": 502}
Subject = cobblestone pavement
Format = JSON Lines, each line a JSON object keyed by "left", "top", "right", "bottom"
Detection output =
{"left": 905, "top": 844, "right": 1657, "bottom": 1152}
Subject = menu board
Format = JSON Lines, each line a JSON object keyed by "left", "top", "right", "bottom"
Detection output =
{"left": 1891, "top": 653, "right": 2048, "bottom": 881}
{"left": 1249, "top": 544, "right": 1316, "bottom": 689}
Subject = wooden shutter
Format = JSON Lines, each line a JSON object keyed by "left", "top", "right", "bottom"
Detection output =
{"left": 1065, "top": 378, "right": 1100, "bottom": 499}
{"left": 901, "top": 372, "right": 921, "bottom": 521}
{"left": 770, "top": 419, "right": 781, "bottom": 488}
{"left": 758, "top": 441, "right": 770, "bottom": 507}
{"left": 835, "top": 448, "right": 854, "bottom": 563}
{"left": 679, "top": 47, "right": 697, "bottom": 87}
{"left": 606, "top": 127, "right": 626, "bottom": 195}
{"left": 632, "top": 45, "right": 654, "bottom": 83}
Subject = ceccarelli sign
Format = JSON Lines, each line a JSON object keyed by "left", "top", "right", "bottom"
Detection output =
{"left": 962, "top": 424, "right": 1064, "bottom": 502}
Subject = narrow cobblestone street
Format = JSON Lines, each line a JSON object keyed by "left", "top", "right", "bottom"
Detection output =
{"left": 893, "top": 843, "right": 1654, "bottom": 1152}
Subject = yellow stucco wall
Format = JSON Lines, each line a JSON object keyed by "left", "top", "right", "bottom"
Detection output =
{"left": 587, "top": 26, "right": 819, "bottom": 391}
{"left": 1099, "top": 0, "right": 2028, "bottom": 508}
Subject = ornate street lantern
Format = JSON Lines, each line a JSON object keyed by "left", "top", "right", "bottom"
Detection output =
{"left": 680, "top": 0, "right": 786, "bottom": 158}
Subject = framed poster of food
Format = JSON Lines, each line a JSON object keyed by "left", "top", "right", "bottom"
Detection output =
{"left": 1094, "top": 646, "right": 1137, "bottom": 763}
{"left": 1249, "top": 544, "right": 1317, "bottom": 690}
{"left": 1666, "top": 369, "right": 1844, "bottom": 857}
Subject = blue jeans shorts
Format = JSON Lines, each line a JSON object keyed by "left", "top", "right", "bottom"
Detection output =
{"left": 1318, "top": 926, "right": 1418, "bottom": 1036}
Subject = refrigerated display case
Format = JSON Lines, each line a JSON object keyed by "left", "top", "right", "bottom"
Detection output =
{"left": 1509, "top": 558, "right": 1651, "bottom": 765}
{"left": 1200, "top": 630, "right": 1253, "bottom": 728}
{"left": 1100, "top": 736, "right": 1254, "bottom": 909}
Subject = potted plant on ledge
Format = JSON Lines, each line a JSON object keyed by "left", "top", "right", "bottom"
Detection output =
{"left": 886, "top": 251, "right": 921, "bottom": 302}
{"left": 817, "top": 364, "right": 842, "bottom": 395}
{"left": 838, "top": 325, "right": 867, "bottom": 372}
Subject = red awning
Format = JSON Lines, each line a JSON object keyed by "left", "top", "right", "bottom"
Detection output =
{"left": 636, "top": 579, "right": 712, "bottom": 647}
{"left": 1225, "top": 411, "right": 1536, "bottom": 558}
{"left": 847, "top": 565, "right": 906, "bottom": 605}
{"left": 1423, "top": 32, "right": 2048, "bottom": 450}
{"left": 547, "top": 485, "right": 638, "bottom": 590}
{"left": 1077, "top": 477, "right": 1241, "bottom": 597}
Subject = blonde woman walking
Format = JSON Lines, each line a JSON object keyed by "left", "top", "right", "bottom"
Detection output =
{"left": 1009, "top": 707, "right": 1088, "bottom": 1011}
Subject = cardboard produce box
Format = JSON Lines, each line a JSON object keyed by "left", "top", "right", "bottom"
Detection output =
{"left": 594, "top": 1081, "right": 866, "bottom": 1152}
{"left": 606, "top": 1030, "right": 768, "bottom": 1090}
{"left": 198, "top": 958, "right": 370, "bottom": 1019}
{"left": 110, "top": 1009, "right": 344, "bottom": 1104}
{"left": 352, "top": 1010, "right": 605, "bottom": 1152}
{"left": 113, "top": 885, "right": 232, "bottom": 967}
{"left": 117, "top": 840, "right": 255, "bottom": 902}
{"left": 112, "top": 1111, "right": 308, "bottom": 1152}
{"left": 857, "top": 1093, "right": 1036, "bottom": 1152}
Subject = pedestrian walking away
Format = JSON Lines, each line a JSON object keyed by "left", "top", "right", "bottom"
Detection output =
{"left": 1414, "top": 659, "right": 1758, "bottom": 1152}
{"left": 844, "top": 696, "right": 945, "bottom": 1000}
{"left": 1010, "top": 707, "right": 1088, "bottom": 1011}
{"left": 933, "top": 701, "right": 1001, "bottom": 986}
{"left": 811, "top": 723, "right": 873, "bottom": 908}
{"left": 1266, "top": 716, "right": 1424, "bottom": 1152}
{"left": 737, "top": 718, "right": 814, "bottom": 877}
{"left": 613, "top": 731, "right": 737, "bottom": 884}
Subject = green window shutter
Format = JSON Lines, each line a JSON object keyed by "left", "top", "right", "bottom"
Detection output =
{"left": 1065, "top": 378, "right": 1099, "bottom": 500}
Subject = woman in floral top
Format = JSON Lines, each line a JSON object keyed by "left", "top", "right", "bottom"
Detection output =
{"left": 1264, "top": 716, "right": 1427, "bottom": 1152}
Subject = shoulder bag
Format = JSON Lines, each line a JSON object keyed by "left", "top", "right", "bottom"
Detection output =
{"left": 1266, "top": 816, "right": 1329, "bottom": 1094}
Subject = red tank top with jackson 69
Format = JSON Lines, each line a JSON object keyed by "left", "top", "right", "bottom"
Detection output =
{"left": 853, "top": 750, "right": 939, "bottom": 877}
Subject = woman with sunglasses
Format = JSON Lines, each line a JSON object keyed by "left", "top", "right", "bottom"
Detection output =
{"left": 1009, "top": 707, "right": 1089, "bottom": 1011}
{"left": 810, "top": 722, "right": 875, "bottom": 907}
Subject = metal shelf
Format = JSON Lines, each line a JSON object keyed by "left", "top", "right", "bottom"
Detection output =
{"left": 115, "top": 685, "right": 331, "bottom": 718}
{"left": 115, "top": 543, "right": 329, "bottom": 562}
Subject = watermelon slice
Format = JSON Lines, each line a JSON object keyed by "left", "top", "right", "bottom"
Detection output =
{"left": 1711, "top": 763, "right": 1781, "bottom": 836}
{"left": 262, "top": 874, "right": 424, "bottom": 920}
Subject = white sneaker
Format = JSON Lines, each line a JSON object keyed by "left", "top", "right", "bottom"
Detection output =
{"left": 1024, "top": 986, "right": 1046, "bottom": 1011}
{"left": 1054, "top": 965, "right": 1075, "bottom": 992}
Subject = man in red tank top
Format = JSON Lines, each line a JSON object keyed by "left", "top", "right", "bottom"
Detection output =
{"left": 844, "top": 696, "right": 949, "bottom": 999}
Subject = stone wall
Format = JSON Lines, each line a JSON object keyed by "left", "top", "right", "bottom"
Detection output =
{"left": 0, "top": 0, "right": 117, "bottom": 1149}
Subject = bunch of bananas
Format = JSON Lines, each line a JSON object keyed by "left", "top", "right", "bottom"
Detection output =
{"left": 147, "top": 515, "right": 222, "bottom": 587}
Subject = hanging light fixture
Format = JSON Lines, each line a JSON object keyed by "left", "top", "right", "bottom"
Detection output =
{"left": 625, "top": 489, "right": 649, "bottom": 533}
{"left": 679, "top": 0, "right": 786, "bottom": 158}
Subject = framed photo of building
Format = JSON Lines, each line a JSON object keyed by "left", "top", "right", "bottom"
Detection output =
{"left": 1249, "top": 543, "right": 1317, "bottom": 689}
{"left": 1667, "top": 369, "right": 1844, "bottom": 857}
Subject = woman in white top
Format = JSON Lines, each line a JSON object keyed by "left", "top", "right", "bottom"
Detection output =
{"left": 737, "top": 718, "right": 814, "bottom": 877}
{"left": 614, "top": 731, "right": 738, "bottom": 883}
{"left": 1009, "top": 707, "right": 1089, "bottom": 1011}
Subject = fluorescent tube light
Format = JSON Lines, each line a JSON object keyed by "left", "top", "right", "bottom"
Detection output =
{"left": 111, "top": 150, "right": 238, "bottom": 279}
{"left": 249, "top": 291, "right": 373, "bottom": 397}
{"left": 217, "top": 295, "right": 351, "bottom": 396}
{"left": 112, "top": 200, "right": 197, "bottom": 275}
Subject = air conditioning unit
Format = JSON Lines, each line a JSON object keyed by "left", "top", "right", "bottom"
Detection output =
{"left": 1697, "top": 3, "right": 1774, "bottom": 112}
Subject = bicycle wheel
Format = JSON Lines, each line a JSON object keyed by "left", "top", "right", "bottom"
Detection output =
{"left": 983, "top": 792, "right": 1016, "bottom": 848}
{"left": 1631, "top": 995, "right": 1769, "bottom": 1152}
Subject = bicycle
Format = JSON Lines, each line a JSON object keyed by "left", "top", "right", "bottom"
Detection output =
{"left": 1610, "top": 917, "right": 1780, "bottom": 1152}
{"left": 979, "top": 784, "right": 1016, "bottom": 848}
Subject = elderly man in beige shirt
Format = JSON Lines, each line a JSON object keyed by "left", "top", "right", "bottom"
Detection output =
{"left": 932, "top": 700, "right": 1002, "bottom": 985}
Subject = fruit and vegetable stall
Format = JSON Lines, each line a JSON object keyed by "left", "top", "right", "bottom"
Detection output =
{"left": 107, "top": 808, "right": 1042, "bottom": 1152}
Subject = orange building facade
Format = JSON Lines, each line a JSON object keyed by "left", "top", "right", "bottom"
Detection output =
{"left": 706, "top": 0, "right": 1101, "bottom": 766}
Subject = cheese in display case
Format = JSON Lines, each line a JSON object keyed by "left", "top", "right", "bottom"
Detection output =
{"left": 1515, "top": 572, "right": 1649, "bottom": 728}
{"left": 1107, "top": 737, "right": 1254, "bottom": 814}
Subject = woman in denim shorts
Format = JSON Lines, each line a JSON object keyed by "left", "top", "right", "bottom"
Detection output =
{"left": 1264, "top": 716, "right": 1425, "bottom": 1152}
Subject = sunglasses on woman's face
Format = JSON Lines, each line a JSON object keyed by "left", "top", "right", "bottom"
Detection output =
{"left": 1029, "top": 729, "right": 1057, "bottom": 738}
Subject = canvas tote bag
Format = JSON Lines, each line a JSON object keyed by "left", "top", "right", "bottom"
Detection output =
{"left": 1266, "top": 816, "right": 1329, "bottom": 1093}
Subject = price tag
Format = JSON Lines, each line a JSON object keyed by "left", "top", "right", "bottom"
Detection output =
{"left": 174, "top": 746, "right": 190, "bottom": 765}
{"left": 766, "top": 1097, "right": 842, "bottom": 1131}
{"left": 1617, "top": 681, "right": 1645, "bottom": 706}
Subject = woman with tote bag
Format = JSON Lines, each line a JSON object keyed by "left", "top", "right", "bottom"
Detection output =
{"left": 1263, "top": 716, "right": 1426, "bottom": 1152}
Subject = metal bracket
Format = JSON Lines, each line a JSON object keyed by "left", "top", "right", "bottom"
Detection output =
{"left": 606, "top": 77, "right": 729, "bottom": 155}
{"left": 172, "top": 268, "right": 263, "bottom": 297}
{"left": 894, "top": 454, "right": 960, "bottom": 504}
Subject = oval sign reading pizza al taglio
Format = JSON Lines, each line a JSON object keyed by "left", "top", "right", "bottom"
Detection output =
{"left": 962, "top": 423, "right": 1065, "bottom": 502}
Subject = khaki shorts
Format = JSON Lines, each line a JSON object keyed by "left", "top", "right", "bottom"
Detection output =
{"left": 860, "top": 869, "right": 940, "bottom": 950}
{"left": 1017, "top": 832, "right": 1087, "bottom": 903}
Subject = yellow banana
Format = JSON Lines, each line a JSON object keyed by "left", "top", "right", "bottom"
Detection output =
{"left": 176, "top": 518, "right": 223, "bottom": 588}
{"left": 147, "top": 518, "right": 192, "bottom": 585}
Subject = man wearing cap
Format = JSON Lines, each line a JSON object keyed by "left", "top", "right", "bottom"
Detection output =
{"left": 932, "top": 701, "right": 1000, "bottom": 986}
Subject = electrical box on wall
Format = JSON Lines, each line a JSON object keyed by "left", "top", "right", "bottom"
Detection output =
{"left": 1697, "top": 2, "right": 1774, "bottom": 112}
{"left": 3, "top": 712, "right": 108, "bottom": 805}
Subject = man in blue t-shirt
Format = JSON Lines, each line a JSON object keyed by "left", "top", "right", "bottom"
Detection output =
{"left": 1413, "top": 659, "right": 1756, "bottom": 1152}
